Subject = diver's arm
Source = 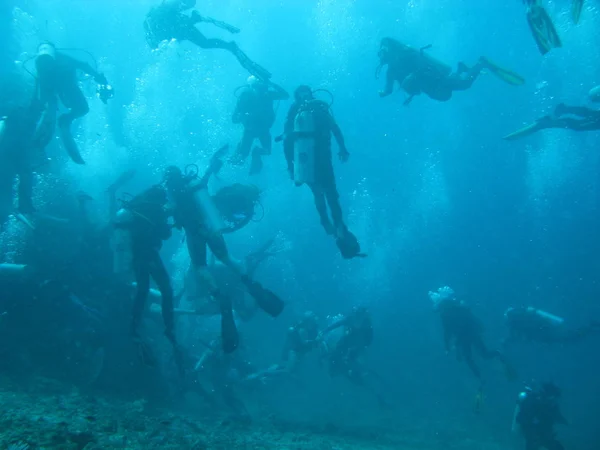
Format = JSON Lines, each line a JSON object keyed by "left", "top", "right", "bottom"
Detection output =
{"left": 64, "top": 54, "right": 106, "bottom": 84}
{"left": 269, "top": 83, "right": 290, "bottom": 101}
{"left": 379, "top": 69, "right": 395, "bottom": 97}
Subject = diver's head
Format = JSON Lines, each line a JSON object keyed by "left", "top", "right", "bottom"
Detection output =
{"left": 294, "top": 85, "right": 313, "bottom": 103}
{"left": 163, "top": 165, "right": 185, "bottom": 190}
{"left": 589, "top": 85, "right": 600, "bottom": 103}
{"left": 36, "top": 41, "right": 57, "bottom": 75}
{"left": 248, "top": 75, "right": 268, "bottom": 94}
{"left": 428, "top": 286, "right": 455, "bottom": 309}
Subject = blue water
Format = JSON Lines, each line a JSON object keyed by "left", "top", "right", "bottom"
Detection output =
{"left": 1, "top": 0, "right": 600, "bottom": 448}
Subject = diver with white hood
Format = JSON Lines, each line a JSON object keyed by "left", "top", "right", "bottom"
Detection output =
{"left": 429, "top": 286, "right": 516, "bottom": 384}
{"left": 503, "top": 306, "right": 600, "bottom": 347}
{"left": 33, "top": 42, "right": 112, "bottom": 164}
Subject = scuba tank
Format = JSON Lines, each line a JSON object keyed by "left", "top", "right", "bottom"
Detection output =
{"left": 293, "top": 104, "right": 316, "bottom": 186}
{"left": 527, "top": 307, "right": 564, "bottom": 326}
{"left": 112, "top": 208, "right": 134, "bottom": 276}
{"left": 0, "top": 263, "right": 28, "bottom": 280}
{"left": 512, "top": 389, "right": 530, "bottom": 433}
{"left": 193, "top": 185, "right": 226, "bottom": 235}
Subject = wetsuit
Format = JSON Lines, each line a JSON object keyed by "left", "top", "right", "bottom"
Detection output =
{"left": 438, "top": 299, "right": 505, "bottom": 380}
{"left": 516, "top": 388, "right": 566, "bottom": 450}
{"left": 35, "top": 50, "right": 106, "bottom": 152}
{"left": 123, "top": 190, "right": 175, "bottom": 343}
{"left": 284, "top": 99, "right": 349, "bottom": 234}
{"left": 232, "top": 83, "right": 288, "bottom": 174}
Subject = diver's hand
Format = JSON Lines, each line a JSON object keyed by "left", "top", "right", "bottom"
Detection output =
{"left": 338, "top": 149, "right": 349, "bottom": 163}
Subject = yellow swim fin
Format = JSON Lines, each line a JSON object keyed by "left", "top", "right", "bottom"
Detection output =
{"left": 503, "top": 116, "right": 554, "bottom": 141}
{"left": 572, "top": 0, "right": 584, "bottom": 24}
{"left": 526, "top": 4, "right": 562, "bottom": 55}
{"left": 480, "top": 57, "right": 525, "bottom": 86}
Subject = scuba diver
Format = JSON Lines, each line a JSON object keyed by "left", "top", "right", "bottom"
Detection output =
{"left": 317, "top": 307, "right": 389, "bottom": 407}
{"left": 512, "top": 382, "right": 567, "bottom": 450}
{"left": 504, "top": 88, "right": 600, "bottom": 140}
{"left": 245, "top": 310, "right": 321, "bottom": 383}
{"left": 523, "top": 1, "right": 562, "bottom": 55}
{"left": 0, "top": 98, "right": 43, "bottom": 215}
{"left": 33, "top": 41, "right": 112, "bottom": 165}
{"left": 376, "top": 37, "right": 524, "bottom": 104}
{"left": 163, "top": 149, "right": 284, "bottom": 354}
{"left": 231, "top": 76, "right": 289, "bottom": 175}
{"left": 144, "top": 0, "right": 271, "bottom": 81}
{"left": 429, "top": 286, "right": 516, "bottom": 384}
{"left": 113, "top": 184, "right": 182, "bottom": 372}
{"left": 279, "top": 85, "right": 364, "bottom": 259}
{"left": 504, "top": 306, "right": 600, "bottom": 347}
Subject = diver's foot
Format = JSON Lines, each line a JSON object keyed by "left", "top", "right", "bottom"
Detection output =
{"left": 249, "top": 153, "right": 263, "bottom": 175}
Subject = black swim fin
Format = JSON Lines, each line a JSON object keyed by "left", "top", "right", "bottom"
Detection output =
{"left": 526, "top": 4, "right": 562, "bottom": 55}
{"left": 58, "top": 122, "right": 85, "bottom": 165}
{"left": 219, "top": 294, "right": 239, "bottom": 353}
{"left": 572, "top": 0, "right": 584, "bottom": 24}
{"left": 242, "top": 277, "right": 284, "bottom": 317}
{"left": 336, "top": 229, "right": 367, "bottom": 260}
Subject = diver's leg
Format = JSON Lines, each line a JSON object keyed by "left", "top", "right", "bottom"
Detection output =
{"left": 131, "top": 257, "right": 151, "bottom": 337}
{"left": 257, "top": 128, "right": 272, "bottom": 156}
{"left": 323, "top": 180, "right": 346, "bottom": 235}
{"left": 149, "top": 252, "right": 176, "bottom": 344}
{"left": 58, "top": 84, "right": 90, "bottom": 128}
{"left": 461, "top": 343, "right": 482, "bottom": 380}
{"left": 309, "top": 184, "right": 334, "bottom": 235}
{"left": 183, "top": 28, "right": 235, "bottom": 50}
{"left": 231, "top": 129, "right": 254, "bottom": 165}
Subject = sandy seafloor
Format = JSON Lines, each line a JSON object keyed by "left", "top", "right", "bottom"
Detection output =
{"left": 0, "top": 376, "right": 511, "bottom": 450}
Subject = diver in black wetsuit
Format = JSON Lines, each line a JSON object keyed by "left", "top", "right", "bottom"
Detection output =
{"left": 34, "top": 42, "right": 111, "bottom": 164}
{"left": 504, "top": 306, "right": 600, "bottom": 346}
{"left": 231, "top": 77, "right": 289, "bottom": 175}
{"left": 0, "top": 99, "right": 42, "bottom": 215}
{"left": 429, "top": 286, "right": 514, "bottom": 383}
{"left": 144, "top": 0, "right": 271, "bottom": 80}
{"left": 282, "top": 86, "right": 364, "bottom": 259}
{"left": 115, "top": 185, "right": 178, "bottom": 367}
{"left": 164, "top": 157, "right": 284, "bottom": 354}
{"left": 513, "top": 382, "right": 567, "bottom": 450}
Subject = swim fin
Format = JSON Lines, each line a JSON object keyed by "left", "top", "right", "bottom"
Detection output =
{"left": 572, "top": 0, "right": 584, "bottom": 24}
{"left": 336, "top": 229, "right": 367, "bottom": 260}
{"left": 526, "top": 4, "right": 562, "bottom": 55}
{"left": 58, "top": 123, "right": 85, "bottom": 164}
{"left": 503, "top": 116, "right": 554, "bottom": 140}
{"left": 219, "top": 294, "right": 239, "bottom": 353}
{"left": 242, "top": 276, "right": 284, "bottom": 317}
{"left": 479, "top": 57, "right": 525, "bottom": 86}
